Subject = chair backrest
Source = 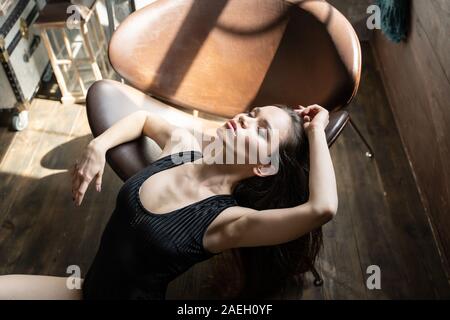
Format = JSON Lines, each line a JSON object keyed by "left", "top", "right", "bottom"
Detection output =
{"left": 108, "top": 0, "right": 361, "bottom": 118}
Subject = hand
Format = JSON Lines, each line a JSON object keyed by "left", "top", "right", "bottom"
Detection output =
{"left": 71, "top": 140, "right": 106, "bottom": 206}
{"left": 294, "top": 104, "right": 329, "bottom": 134}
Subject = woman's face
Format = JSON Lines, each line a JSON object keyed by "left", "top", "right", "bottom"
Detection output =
{"left": 216, "top": 105, "right": 293, "bottom": 166}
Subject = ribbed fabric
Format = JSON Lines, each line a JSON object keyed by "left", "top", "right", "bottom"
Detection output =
{"left": 82, "top": 151, "right": 237, "bottom": 300}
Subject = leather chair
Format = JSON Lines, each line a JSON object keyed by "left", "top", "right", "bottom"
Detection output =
{"left": 86, "top": 0, "right": 363, "bottom": 182}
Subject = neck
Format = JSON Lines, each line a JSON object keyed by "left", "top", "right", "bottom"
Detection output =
{"left": 192, "top": 151, "right": 254, "bottom": 194}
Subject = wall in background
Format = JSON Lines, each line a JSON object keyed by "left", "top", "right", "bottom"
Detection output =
{"left": 371, "top": 0, "right": 450, "bottom": 276}
{"left": 327, "top": 0, "right": 373, "bottom": 40}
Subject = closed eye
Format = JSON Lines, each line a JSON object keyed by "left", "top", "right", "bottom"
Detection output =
{"left": 247, "top": 109, "right": 269, "bottom": 138}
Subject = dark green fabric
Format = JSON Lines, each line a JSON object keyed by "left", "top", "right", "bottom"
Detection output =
{"left": 377, "top": 0, "right": 410, "bottom": 43}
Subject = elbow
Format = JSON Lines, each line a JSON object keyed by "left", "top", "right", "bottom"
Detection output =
{"left": 312, "top": 202, "right": 338, "bottom": 222}
{"left": 134, "top": 110, "right": 150, "bottom": 121}
{"left": 139, "top": 111, "right": 153, "bottom": 135}
{"left": 322, "top": 205, "right": 338, "bottom": 222}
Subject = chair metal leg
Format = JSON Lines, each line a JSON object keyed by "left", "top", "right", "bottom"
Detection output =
{"left": 311, "top": 266, "right": 323, "bottom": 287}
{"left": 349, "top": 117, "right": 374, "bottom": 159}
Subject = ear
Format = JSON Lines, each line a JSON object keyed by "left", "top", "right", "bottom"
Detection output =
{"left": 253, "top": 164, "right": 278, "bottom": 177}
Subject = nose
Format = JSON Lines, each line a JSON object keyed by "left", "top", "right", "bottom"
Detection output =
{"left": 238, "top": 115, "right": 246, "bottom": 128}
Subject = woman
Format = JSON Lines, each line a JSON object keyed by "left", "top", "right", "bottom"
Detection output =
{"left": 0, "top": 104, "right": 337, "bottom": 299}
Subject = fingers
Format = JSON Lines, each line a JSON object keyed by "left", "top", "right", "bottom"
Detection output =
{"left": 297, "top": 107, "right": 313, "bottom": 117}
{"left": 294, "top": 104, "right": 329, "bottom": 131}
{"left": 70, "top": 144, "right": 106, "bottom": 206}
{"left": 298, "top": 105, "right": 328, "bottom": 119}
{"left": 294, "top": 105, "right": 308, "bottom": 119}
{"left": 71, "top": 163, "right": 93, "bottom": 206}
{"left": 300, "top": 104, "right": 324, "bottom": 112}
{"left": 71, "top": 164, "right": 80, "bottom": 202}
{"left": 70, "top": 162, "right": 80, "bottom": 182}
{"left": 75, "top": 180, "right": 90, "bottom": 206}
{"left": 293, "top": 105, "right": 312, "bottom": 124}
{"left": 95, "top": 171, "right": 103, "bottom": 193}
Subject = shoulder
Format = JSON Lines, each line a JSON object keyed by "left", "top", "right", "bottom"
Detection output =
{"left": 158, "top": 127, "right": 203, "bottom": 158}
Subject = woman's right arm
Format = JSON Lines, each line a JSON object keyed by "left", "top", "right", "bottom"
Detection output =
{"left": 71, "top": 110, "right": 176, "bottom": 206}
{"left": 207, "top": 105, "right": 338, "bottom": 250}
{"left": 93, "top": 110, "right": 175, "bottom": 153}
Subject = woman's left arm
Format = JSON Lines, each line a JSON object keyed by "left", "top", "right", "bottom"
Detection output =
{"left": 303, "top": 107, "right": 338, "bottom": 215}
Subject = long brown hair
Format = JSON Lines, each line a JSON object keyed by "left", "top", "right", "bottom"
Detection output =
{"left": 230, "top": 105, "right": 323, "bottom": 298}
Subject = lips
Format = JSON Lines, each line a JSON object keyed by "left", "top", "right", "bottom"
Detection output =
{"left": 226, "top": 119, "right": 238, "bottom": 136}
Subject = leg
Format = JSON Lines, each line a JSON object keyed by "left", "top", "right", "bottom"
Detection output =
{"left": 0, "top": 275, "right": 83, "bottom": 300}
{"left": 86, "top": 79, "right": 224, "bottom": 181}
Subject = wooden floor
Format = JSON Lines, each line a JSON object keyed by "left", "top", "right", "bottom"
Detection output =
{"left": 0, "top": 43, "right": 449, "bottom": 299}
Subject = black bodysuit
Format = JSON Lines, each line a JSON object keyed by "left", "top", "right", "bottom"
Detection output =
{"left": 82, "top": 150, "right": 238, "bottom": 299}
